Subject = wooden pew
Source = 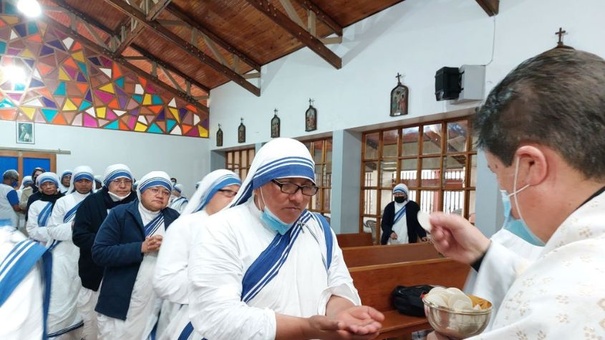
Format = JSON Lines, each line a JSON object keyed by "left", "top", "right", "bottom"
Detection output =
{"left": 342, "top": 243, "right": 442, "bottom": 268}
{"left": 336, "top": 232, "right": 373, "bottom": 247}
{"left": 349, "top": 258, "right": 470, "bottom": 339}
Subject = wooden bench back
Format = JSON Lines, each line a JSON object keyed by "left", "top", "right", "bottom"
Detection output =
{"left": 349, "top": 258, "right": 470, "bottom": 312}
{"left": 342, "top": 243, "right": 442, "bottom": 268}
{"left": 336, "top": 232, "right": 373, "bottom": 247}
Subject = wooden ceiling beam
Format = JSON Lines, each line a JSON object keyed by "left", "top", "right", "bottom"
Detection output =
{"left": 294, "top": 0, "right": 343, "bottom": 36}
{"left": 114, "top": 0, "right": 173, "bottom": 54}
{"left": 43, "top": 16, "right": 209, "bottom": 114}
{"left": 166, "top": 3, "right": 261, "bottom": 72}
{"left": 246, "top": 0, "right": 342, "bottom": 69}
{"left": 48, "top": 0, "right": 211, "bottom": 96}
{"left": 103, "top": 0, "right": 261, "bottom": 96}
{"left": 475, "top": 0, "right": 499, "bottom": 16}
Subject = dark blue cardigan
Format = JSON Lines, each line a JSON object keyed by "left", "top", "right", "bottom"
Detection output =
{"left": 92, "top": 199, "right": 179, "bottom": 320}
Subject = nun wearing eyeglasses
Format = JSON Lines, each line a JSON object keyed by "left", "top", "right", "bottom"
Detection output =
{"left": 72, "top": 163, "right": 137, "bottom": 340}
{"left": 188, "top": 138, "right": 384, "bottom": 340}
{"left": 153, "top": 169, "right": 241, "bottom": 340}
{"left": 92, "top": 171, "right": 180, "bottom": 339}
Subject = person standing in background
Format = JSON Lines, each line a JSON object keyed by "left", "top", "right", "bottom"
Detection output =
{"left": 0, "top": 170, "right": 22, "bottom": 229}
{"left": 58, "top": 170, "right": 72, "bottom": 194}
{"left": 380, "top": 183, "right": 427, "bottom": 245}
{"left": 168, "top": 183, "right": 188, "bottom": 214}
{"left": 19, "top": 167, "right": 45, "bottom": 219}
{"left": 26, "top": 172, "right": 64, "bottom": 246}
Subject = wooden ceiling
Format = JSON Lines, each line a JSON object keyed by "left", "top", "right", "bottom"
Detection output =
{"left": 40, "top": 0, "right": 499, "bottom": 112}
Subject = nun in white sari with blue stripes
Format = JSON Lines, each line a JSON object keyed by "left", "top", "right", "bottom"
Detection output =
{"left": 153, "top": 169, "right": 241, "bottom": 340}
{"left": 188, "top": 138, "right": 384, "bottom": 340}
{"left": 45, "top": 165, "right": 95, "bottom": 339}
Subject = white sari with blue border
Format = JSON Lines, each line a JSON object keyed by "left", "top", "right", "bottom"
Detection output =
{"left": 188, "top": 199, "right": 360, "bottom": 340}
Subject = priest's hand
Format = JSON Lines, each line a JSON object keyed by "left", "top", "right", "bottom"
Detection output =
{"left": 390, "top": 232, "right": 398, "bottom": 240}
{"left": 428, "top": 212, "right": 490, "bottom": 265}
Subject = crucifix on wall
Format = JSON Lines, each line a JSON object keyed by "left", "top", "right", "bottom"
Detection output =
{"left": 554, "top": 27, "right": 573, "bottom": 49}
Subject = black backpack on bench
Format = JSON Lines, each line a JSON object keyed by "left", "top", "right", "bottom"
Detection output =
{"left": 391, "top": 285, "right": 435, "bottom": 317}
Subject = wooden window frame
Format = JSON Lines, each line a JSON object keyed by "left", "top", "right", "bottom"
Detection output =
{"left": 360, "top": 116, "right": 476, "bottom": 241}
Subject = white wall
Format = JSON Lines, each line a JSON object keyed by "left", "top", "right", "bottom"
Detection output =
{"left": 0, "top": 120, "right": 210, "bottom": 198}
{"left": 209, "top": 0, "right": 605, "bottom": 234}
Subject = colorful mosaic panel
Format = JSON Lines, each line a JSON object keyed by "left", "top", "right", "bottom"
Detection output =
{"left": 0, "top": 6, "right": 209, "bottom": 138}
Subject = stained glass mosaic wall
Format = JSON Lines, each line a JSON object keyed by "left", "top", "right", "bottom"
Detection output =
{"left": 0, "top": 7, "right": 209, "bottom": 138}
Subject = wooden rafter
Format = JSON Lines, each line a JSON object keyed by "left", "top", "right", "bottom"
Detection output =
{"left": 294, "top": 0, "right": 343, "bottom": 36}
{"left": 103, "top": 0, "right": 261, "bottom": 96}
{"left": 246, "top": 0, "right": 342, "bottom": 69}
{"left": 48, "top": 0, "right": 210, "bottom": 98}
{"left": 166, "top": 3, "right": 261, "bottom": 72}
{"left": 41, "top": 16, "right": 210, "bottom": 114}
{"left": 114, "top": 0, "right": 173, "bottom": 54}
{"left": 475, "top": 0, "right": 499, "bottom": 16}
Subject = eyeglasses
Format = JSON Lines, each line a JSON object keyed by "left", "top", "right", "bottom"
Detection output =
{"left": 271, "top": 179, "right": 318, "bottom": 196}
{"left": 147, "top": 187, "right": 171, "bottom": 197}
{"left": 111, "top": 178, "right": 133, "bottom": 186}
{"left": 217, "top": 189, "right": 238, "bottom": 198}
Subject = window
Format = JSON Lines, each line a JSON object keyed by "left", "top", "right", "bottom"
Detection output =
{"left": 225, "top": 148, "right": 255, "bottom": 181}
{"left": 302, "top": 138, "right": 332, "bottom": 217}
{"left": 360, "top": 117, "right": 476, "bottom": 239}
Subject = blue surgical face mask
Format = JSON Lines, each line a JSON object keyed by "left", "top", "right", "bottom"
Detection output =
{"left": 499, "top": 156, "right": 544, "bottom": 246}
{"left": 500, "top": 189, "right": 544, "bottom": 246}
{"left": 259, "top": 189, "right": 292, "bottom": 235}
{"left": 11, "top": 180, "right": 18, "bottom": 188}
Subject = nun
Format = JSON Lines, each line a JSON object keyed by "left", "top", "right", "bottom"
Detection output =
{"left": 92, "top": 171, "right": 179, "bottom": 339}
{"left": 72, "top": 163, "right": 137, "bottom": 340}
{"left": 45, "top": 165, "right": 95, "bottom": 339}
{"left": 380, "top": 183, "right": 427, "bottom": 245}
{"left": 154, "top": 169, "right": 241, "bottom": 340}
{"left": 188, "top": 138, "right": 384, "bottom": 339}
{"left": 26, "top": 172, "right": 63, "bottom": 245}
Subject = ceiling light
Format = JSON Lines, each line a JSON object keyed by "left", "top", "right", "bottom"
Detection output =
{"left": 17, "top": 0, "right": 42, "bottom": 18}
{"left": 4, "top": 65, "right": 27, "bottom": 85}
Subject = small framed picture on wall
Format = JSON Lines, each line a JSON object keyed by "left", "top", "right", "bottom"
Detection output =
{"left": 16, "top": 121, "right": 34, "bottom": 144}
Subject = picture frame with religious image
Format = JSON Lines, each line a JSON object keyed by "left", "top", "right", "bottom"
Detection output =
{"left": 390, "top": 73, "right": 409, "bottom": 117}
{"left": 216, "top": 124, "right": 223, "bottom": 147}
{"left": 271, "top": 109, "right": 280, "bottom": 138}
{"left": 238, "top": 118, "right": 246, "bottom": 143}
{"left": 305, "top": 99, "right": 317, "bottom": 132}
{"left": 16, "top": 121, "right": 34, "bottom": 144}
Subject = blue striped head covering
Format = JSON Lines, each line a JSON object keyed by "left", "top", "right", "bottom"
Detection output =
{"left": 173, "top": 183, "right": 184, "bottom": 193}
{"left": 72, "top": 165, "right": 94, "bottom": 183}
{"left": 137, "top": 171, "right": 172, "bottom": 195}
{"left": 20, "top": 175, "right": 33, "bottom": 189}
{"left": 103, "top": 164, "right": 133, "bottom": 187}
{"left": 229, "top": 138, "right": 315, "bottom": 207}
{"left": 182, "top": 170, "right": 241, "bottom": 215}
{"left": 393, "top": 183, "right": 408, "bottom": 194}
{"left": 60, "top": 169, "right": 72, "bottom": 179}
{"left": 36, "top": 172, "right": 59, "bottom": 188}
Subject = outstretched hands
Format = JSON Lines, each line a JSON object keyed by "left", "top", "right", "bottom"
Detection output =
{"left": 309, "top": 305, "right": 384, "bottom": 339}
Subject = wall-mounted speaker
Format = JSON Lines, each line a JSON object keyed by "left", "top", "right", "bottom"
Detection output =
{"left": 435, "top": 67, "right": 461, "bottom": 101}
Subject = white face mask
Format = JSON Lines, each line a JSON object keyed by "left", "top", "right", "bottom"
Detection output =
{"left": 505, "top": 156, "right": 544, "bottom": 245}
